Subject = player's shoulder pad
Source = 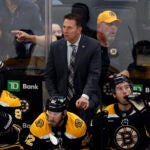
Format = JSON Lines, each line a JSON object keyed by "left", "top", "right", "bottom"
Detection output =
{"left": 30, "top": 112, "right": 52, "bottom": 138}
{"left": 0, "top": 90, "right": 21, "bottom": 107}
{"left": 65, "top": 112, "right": 87, "bottom": 138}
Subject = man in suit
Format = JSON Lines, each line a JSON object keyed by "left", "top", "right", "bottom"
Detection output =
{"left": 45, "top": 13, "right": 102, "bottom": 127}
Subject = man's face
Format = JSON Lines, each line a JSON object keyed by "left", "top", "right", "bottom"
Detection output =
{"left": 97, "top": 21, "right": 119, "bottom": 46}
{"left": 63, "top": 19, "right": 82, "bottom": 43}
{"left": 52, "top": 24, "right": 62, "bottom": 38}
{"left": 114, "top": 82, "right": 131, "bottom": 105}
{"left": 46, "top": 110, "right": 64, "bottom": 127}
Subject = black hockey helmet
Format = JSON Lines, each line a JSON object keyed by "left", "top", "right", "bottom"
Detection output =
{"left": 110, "top": 74, "right": 132, "bottom": 92}
{"left": 46, "top": 96, "right": 66, "bottom": 112}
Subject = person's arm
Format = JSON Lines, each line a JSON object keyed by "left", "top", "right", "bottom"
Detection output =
{"left": 44, "top": 43, "right": 59, "bottom": 96}
{"left": 83, "top": 41, "right": 102, "bottom": 109}
{"left": 11, "top": 30, "right": 46, "bottom": 46}
{"left": 108, "top": 69, "right": 130, "bottom": 78}
{"left": 12, "top": 30, "right": 58, "bottom": 47}
{"left": 117, "top": 70, "right": 130, "bottom": 77}
{"left": 0, "top": 110, "right": 21, "bottom": 144}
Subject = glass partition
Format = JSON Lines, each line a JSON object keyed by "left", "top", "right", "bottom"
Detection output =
{"left": 0, "top": 0, "right": 150, "bottom": 76}
{"left": 0, "top": 0, "right": 150, "bottom": 144}
{"left": 0, "top": 0, "right": 46, "bottom": 75}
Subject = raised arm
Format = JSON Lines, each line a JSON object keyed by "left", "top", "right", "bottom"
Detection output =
{"left": 11, "top": 30, "right": 57, "bottom": 46}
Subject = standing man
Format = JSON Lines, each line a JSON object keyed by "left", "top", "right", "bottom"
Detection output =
{"left": 97, "top": 10, "right": 130, "bottom": 78}
{"left": 97, "top": 10, "right": 121, "bottom": 80}
{"left": 45, "top": 13, "right": 102, "bottom": 127}
{"left": 96, "top": 10, "right": 126, "bottom": 106}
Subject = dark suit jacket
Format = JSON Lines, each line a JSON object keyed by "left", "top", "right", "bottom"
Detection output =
{"left": 45, "top": 34, "right": 101, "bottom": 109}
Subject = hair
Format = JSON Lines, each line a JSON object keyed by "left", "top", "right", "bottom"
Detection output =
{"left": 71, "top": 3, "right": 89, "bottom": 24}
{"left": 132, "top": 40, "right": 150, "bottom": 61}
{"left": 64, "top": 13, "right": 82, "bottom": 27}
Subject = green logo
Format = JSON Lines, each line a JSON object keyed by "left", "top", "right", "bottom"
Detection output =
{"left": 7, "top": 80, "right": 20, "bottom": 92}
{"left": 132, "top": 84, "right": 143, "bottom": 92}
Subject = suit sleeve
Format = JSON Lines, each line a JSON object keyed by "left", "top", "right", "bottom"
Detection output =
{"left": 83, "top": 41, "right": 102, "bottom": 108}
{"left": 45, "top": 44, "right": 59, "bottom": 96}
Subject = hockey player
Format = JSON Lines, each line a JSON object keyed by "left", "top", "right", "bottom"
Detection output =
{"left": 91, "top": 75, "right": 150, "bottom": 150}
{"left": 23, "top": 96, "right": 89, "bottom": 149}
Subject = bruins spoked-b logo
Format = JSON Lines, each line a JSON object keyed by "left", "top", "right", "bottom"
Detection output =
{"left": 114, "top": 125, "right": 139, "bottom": 150}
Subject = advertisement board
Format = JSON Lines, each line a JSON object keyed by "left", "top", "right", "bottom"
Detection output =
{"left": 3, "top": 72, "right": 44, "bottom": 140}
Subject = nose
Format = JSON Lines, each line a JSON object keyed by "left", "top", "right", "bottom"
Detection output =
{"left": 122, "top": 87, "right": 129, "bottom": 94}
{"left": 122, "top": 88, "right": 127, "bottom": 93}
{"left": 48, "top": 115, "right": 54, "bottom": 121}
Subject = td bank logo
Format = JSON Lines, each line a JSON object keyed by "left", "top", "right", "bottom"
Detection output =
{"left": 7, "top": 80, "right": 20, "bottom": 92}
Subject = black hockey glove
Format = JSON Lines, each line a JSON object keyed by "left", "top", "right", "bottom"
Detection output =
{"left": 90, "top": 110, "right": 108, "bottom": 129}
{"left": 90, "top": 110, "right": 109, "bottom": 150}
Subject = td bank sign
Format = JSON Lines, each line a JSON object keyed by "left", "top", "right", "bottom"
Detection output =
{"left": 7, "top": 80, "right": 39, "bottom": 92}
{"left": 7, "top": 80, "right": 20, "bottom": 92}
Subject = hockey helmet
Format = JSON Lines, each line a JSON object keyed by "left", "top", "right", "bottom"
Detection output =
{"left": 110, "top": 74, "right": 132, "bottom": 91}
{"left": 46, "top": 96, "right": 66, "bottom": 112}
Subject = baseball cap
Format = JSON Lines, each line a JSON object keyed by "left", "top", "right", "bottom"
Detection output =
{"left": 97, "top": 10, "right": 121, "bottom": 24}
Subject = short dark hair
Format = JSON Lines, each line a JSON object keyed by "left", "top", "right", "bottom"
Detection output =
{"left": 132, "top": 40, "right": 150, "bottom": 61}
{"left": 71, "top": 3, "right": 89, "bottom": 24}
{"left": 64, "top": 13, "right": 82, "bottom": 27}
